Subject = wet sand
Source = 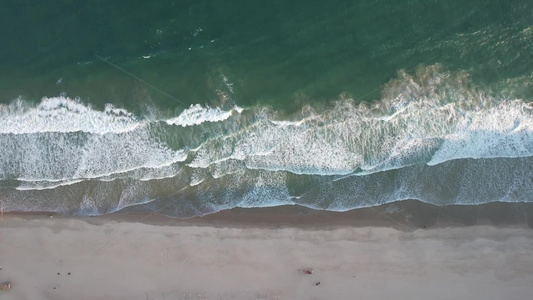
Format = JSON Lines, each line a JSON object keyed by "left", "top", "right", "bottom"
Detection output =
{"left": 1, "top": 202, "right": 533, "bottom": 300}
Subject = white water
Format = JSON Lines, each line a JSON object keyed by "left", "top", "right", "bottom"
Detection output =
{"left": 1, "top": 65, "right": 532, "bottom": 197}
{"left": 166, "top": 103, "right": 243, "bottom": 127}
{"left": 0, "top": 97, "right": 140, "bottom": 134}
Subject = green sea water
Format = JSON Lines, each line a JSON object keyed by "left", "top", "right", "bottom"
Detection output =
{"left": 1, "top": 0, "right": 532, "bottom": 216}
{"left": 1, "top": 0, "right": 531, "bottom": 112}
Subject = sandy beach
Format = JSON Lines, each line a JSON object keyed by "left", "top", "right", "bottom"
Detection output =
{"left": 1, "top": 206, "right": 533, "bottom": 300}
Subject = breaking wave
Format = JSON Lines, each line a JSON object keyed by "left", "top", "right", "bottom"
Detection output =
{"left": 1, "top": 64, "right": 532, "bottom": 216}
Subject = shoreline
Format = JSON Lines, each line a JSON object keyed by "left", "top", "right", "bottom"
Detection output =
{"left": 4, "top": 200, "right": 533, "bottom": 230}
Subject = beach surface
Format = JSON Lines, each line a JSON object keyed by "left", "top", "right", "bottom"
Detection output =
{"left": 1, "top": 209, "right": 532, "bottom": 300}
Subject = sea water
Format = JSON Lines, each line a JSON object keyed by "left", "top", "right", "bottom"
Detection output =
{"left": 0, "top": 0, "right": 531, "bottom": 217}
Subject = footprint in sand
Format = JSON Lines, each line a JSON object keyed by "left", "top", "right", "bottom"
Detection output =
{"left": 181, "top": 256, "right": 192, "bottom": 267}
{"left": 159, "top": 248, "right": 170, "bottom": 264}
{"left": 181, "top": 291, "right": 192, "bottom": 300}
{"left": 92, "top": 241, "right": 112, "bottom": 256}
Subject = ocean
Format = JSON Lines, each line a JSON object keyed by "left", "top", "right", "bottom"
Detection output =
{"left": 0, "top": 0, "right": 532, "bottom": 218}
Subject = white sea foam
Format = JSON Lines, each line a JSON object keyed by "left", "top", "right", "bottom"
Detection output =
{"left": 427, "top": 100, "right": 533, "bottom": 165}
{"left": 15, "top": 179, "right": 84, "bottom": 191}
{"left": 0, "top": 97, "right": 190, "bottom": 190}
{"left": 166, "top": 104, "right": 242, "bottom": 127}
{"left": 2, "top": 64, "right": 533, "bottom": 211}
{"left": 0, "top": 96, "right": 140, "bottom": 134}
{"left": 187, "top": 64, "right": 533, "bottom": 179}
{"left": 236, "top": 172, "right": 293, "bottom": 208}
{"left": 0, "top": 125, "right": 189, "bottom": 186}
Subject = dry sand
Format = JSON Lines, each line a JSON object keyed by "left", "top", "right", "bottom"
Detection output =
{"left": 1, "top": 211, "right": 533, "bottom": 300}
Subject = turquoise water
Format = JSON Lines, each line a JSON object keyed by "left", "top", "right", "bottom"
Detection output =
{"left": 0, "top": 0, "right": 532, "bottom": 216}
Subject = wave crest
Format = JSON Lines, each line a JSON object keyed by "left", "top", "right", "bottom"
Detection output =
{"left": 0, "top": 96, "right": 140, "bottom": 134}
{"left": 1, "top": 64, "right": 532, "bottom": 216}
